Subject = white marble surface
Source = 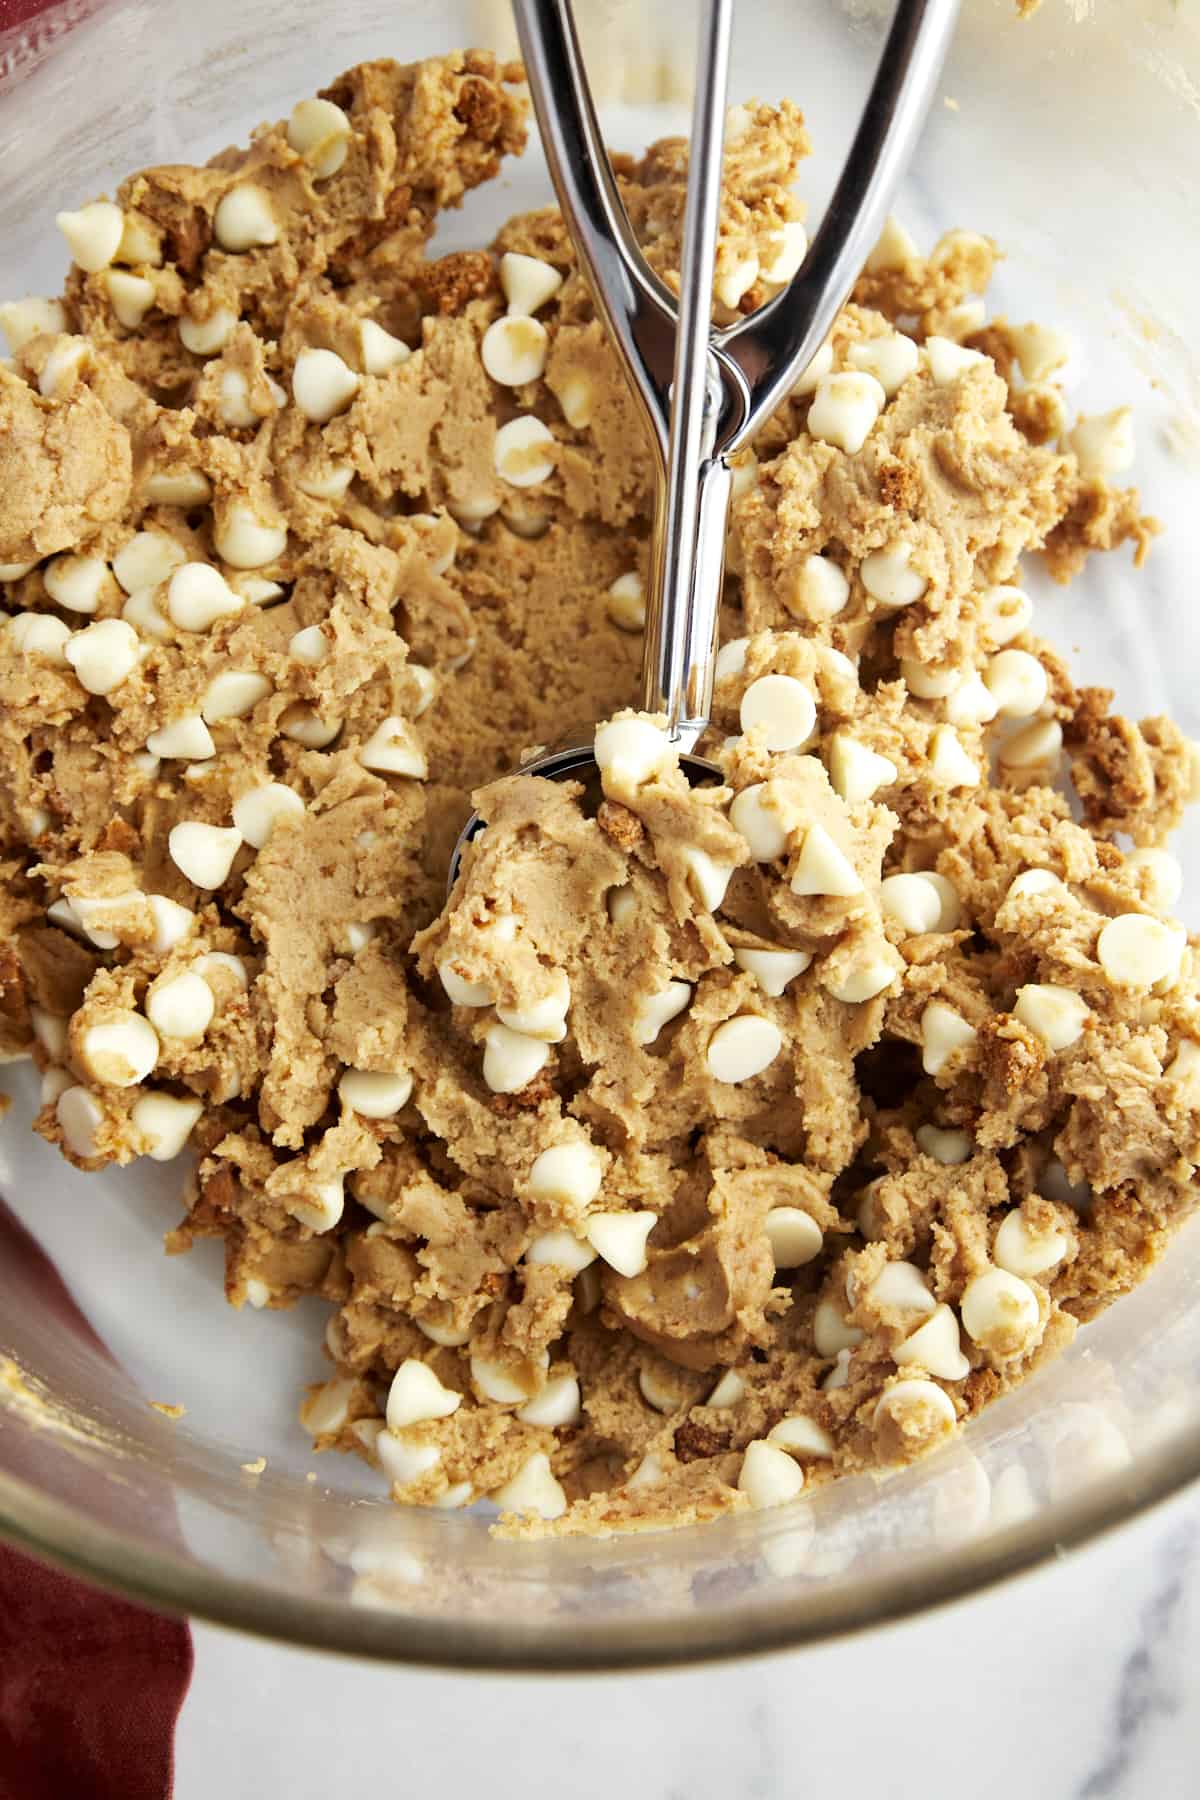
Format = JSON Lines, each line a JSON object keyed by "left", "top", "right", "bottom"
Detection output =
{"left": 177, "top": 1484, "right": 1200, "bottom": 1800}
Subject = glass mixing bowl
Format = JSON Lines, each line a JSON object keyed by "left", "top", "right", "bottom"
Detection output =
{"left": 2, "top": 0, "right": 1200, "bottom": 1669}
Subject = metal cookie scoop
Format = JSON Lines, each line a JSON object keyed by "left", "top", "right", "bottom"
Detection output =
{"left": 449, "top": 0, "right": 959, "bottom": 888}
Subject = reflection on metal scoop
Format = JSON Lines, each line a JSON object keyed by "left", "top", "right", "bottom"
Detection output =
{"left": 447, "top": 0, "right": 958, "bottom": 894}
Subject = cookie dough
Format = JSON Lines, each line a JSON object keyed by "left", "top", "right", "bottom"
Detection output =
{"left": 1, "top": 54, "right": 1195, "bottom": 1537}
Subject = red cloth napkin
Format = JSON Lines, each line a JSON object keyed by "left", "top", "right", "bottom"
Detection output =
{"left": 0, "top": 1206, "right": 193, "bottom": 1799}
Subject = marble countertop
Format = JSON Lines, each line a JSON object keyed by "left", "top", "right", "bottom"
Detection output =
{"left": 176, "top": 1483, "right": 1200, "bottom": 1799}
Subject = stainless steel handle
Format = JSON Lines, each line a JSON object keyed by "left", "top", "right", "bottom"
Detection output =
{"left": 643, "top": 0, "right": 734, "bottom": 742}
{"left": 715, "top": 0, "right": 961, "bottom": 453}
{"left": 512, "top": 0, "right": 959, "bottom": 749}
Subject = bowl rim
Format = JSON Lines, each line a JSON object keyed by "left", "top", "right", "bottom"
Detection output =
{"left": 1, "top": 1432, "right": 1196, "bottom": 1669}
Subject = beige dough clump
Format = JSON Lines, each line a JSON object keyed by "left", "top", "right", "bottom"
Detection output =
{"left": 1, "top": 52, "right": 1195, "bottom": 1538}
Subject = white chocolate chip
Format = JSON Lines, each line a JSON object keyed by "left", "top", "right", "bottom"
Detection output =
{"left": 738, "top": 1439, "right": 804, "bottom": 1510}
{"left": 585, "top": 1210, "right": 656, "bottom": 1277}
{"left": 280, "top": 705, "right": 340, "bottom": 748}
{"left": 984, "top": 648, "right": 1048, "bottom": 719}
{"left": 472, "top": 1353, "right": 544, "bottom": 1404}
{"left": 813, "top": 1298, "right": 864, "bottom": 1356}
{"left": 1096, "top": 914, "right": 1185, "bottom": 989}
{"left": 790, "top": 823, "right": 861, "bottom": 897}
{"left": 1010, "top": 322, "right": 1072, "bottom": 384}
{"left": 999, "top": 718, "right": 1063, "bottom": 771}
{"left": 0, "top": 296, "right": 66, "bottom": 352}
{"left": 213, "top": 185, "right": 278, "bottom": 252}
{"left": 213, "top": 501, "right": 287, "bottom": 569}
{"left": 594, "top": 716, "right": 674, "bottom": 791}
{"left": 938, "top": 300, "right": 986, "bottom": 343}
{"left": 63, "top": 619, "right": 139, "bottom": 694}
{"left": 131, "top": 1090, "right": 203, "bottom": 1161}
{"left": 920, "top": 1000, "right": 977, "bottom": 1076}
{"left": 680, "top": 846, "right": 735, "bottom": 914}
{"left": 828, "top": 732, "right": 897, "bottom": 804}
{"left": 44, "top": 553, "right": 109, "bottom": 614}
{"left": 293, "top": 346, "right": 359, "bottom": 423}
{"left": 928, "top": 726, "right": 981, "bottom": 789}
{"left": 1127, "top": 848, "right": 1183, "bottom": 912}
{"left": 866, "top": 213, "right": 918, "bottom": 272}
{"left": 518, "top": 1373, "right": 581, "bottom": 1428}
{"left": 1013, "top": 982, "right": 1089, "bottom": 1052}
{"left": 377, "top": 1432, "right": 441, "bottom": 1489}
{"left": 493, "top": 1452, "right": 567, "bottom": 1521}
{"left": 1069, "top": 407, "right": 1134, "bottom": 479}
{"left": 732, "top": 947, "right": 811, "bottom": 996}
{"left": 147, "top": 715, "right": 214, "bottom": 761}
{"left": 56, "top": 201, "right": 124, "bottom": 272}
{"left": 494, "top": 415, "right": 556, "bottom": 487}
{"left": 901, "top": 657, "right": 959, "bottom": 700}
{"left": 944, "top": 671, "right": 999, "bottom": 727}
{"left": 196, "top": 952, "right": 249, "bottom": 994}
{"left": 179, "top": 307, "right": 237, "bottom": 356}
{"left": 768, "top": 1416, "right": 833, "bottom": 1458}
{"left": 286, "top": 1174, "right": 345, "bottom": 1234}
{"left": 57, "top": 1085, "right": 104, "bottom": 1159}
{"left": 386, "top": 1359, "right": 461, "bottom": 1431}
{"left": 605, "top": 571, "right": 645, "bottom": 632}
{"left": 201, "top": 670, "right": 271, "bottom": 722}
{"left": 113, "top": 531, "right": 186, "bottom": 595}
{"left": 300, "top": 1377, "right": 356, "bottom": 1437}
{"left": 994, "top": 1210, "right": 1068, "bottom": 1279}
{"left": 715, "top": 638, "right": 749, "bottom": 683}
{"left": 168, "top": 821, "right": 242, "bottom": 889}
{"left": 915, "top": 1124, "right": 973, "bottom": 1165}
{"left": 1007, "top": 868, "right": 1063, "bottom": 903}
{"left": 500, "top": 252, "right": 563, "bottom": 317}
{"left": 147, "top": 895, "right": 195, "bottom": 954}
{"left": 638, "top": 1362, "right": 686, "bottom": 1413}
{"left": 167, "top": 563, "right": 243, "bottom": 632}
{"left": 790, "top": 553, "right": 850, "bottom": 618}
{"left": 555, "top": 372, "right": 594, "bottom": 429}
{"left": 865, "top": 1260, "right": 935, "bottom": 1316}
{"left": 880, "top": 872, "right": 943, "bottom": 935}
{"left": 979, "top": 583, "right": 1033, "bottom": 647}
{"left": 846, "top": 331, "right": 919, "bottom": 397}
{"left": 496, "top": 969, "right": 570, "bottom": 1041}
{"left": 31, "top": 1008, "right": 68, "bottom": 1059}
{"left": 528, "top": 1141, "right": 603, "bottom": 1209}
{"left": 105, "top": 270, "right": 155, "bottom": 329}
{"left": 807, "top": 370, "right": 885, "bottom": 454}
{"left": 730, "top": 452, "right": 759, "bottom": 501}
{"left": 7, "top": 613, "right": 71, "bottom": 661}
{"left": 765, "top": 1206, "right": 822, "bottom": 1269}
{"left": 0, "top": 559, "right": 38, "bottom": 581}
{"left": 715, "top": 252, "right": 759, "bottom": 310}
{"left": 707, "top": 1370, "right": 746, "bottom": 1408}
{"left": 145, "top": 971, "right": 214, "bottom": 1043}
{"left": 730, "top": 782, "right": 788, "bottom": 862}
{"left": 287, "top": 97, "right": 352, "bottom": 178}
{"left": 482, "top": 315, "right": 548, "bottom": 386}
{"left": 793, "top": 340, "right": 834, "bottom": 396}
{"left": 925, "top": 336, "right": 986, "bottom": 384}
{"left": 740, "top": 673, "right": 817, "bottom": 752}
{"left": 822, "top": 951, "right": 898, "bottom": 1005}
{"left": 39, "top": 336, "right": 91, "bottom": 398}
{"left": 526, "top": 1230, "right": 596, "bottom": 1274}
{"left": 358, "top": 716, "right": 427, "bottom": 778}
{"left": 960, "top": 1267, "right": 1041, "bottom": 1356}
{"left": 861, "top": 542, "right": 927, "bottom": 609}
{"left": 761, "top": 220, "right": 808, "bottom": 284}
{"left": 355, "top": 318, "right": 410, "bottom": 379}
{"left": 337, "top": 1068, "right": 413, "bottom": 1118}
{"left": 873, "top": 1377, "right": 957, "bottom": 1441}
{"left": 632, "top": 980, "right": 692, "bottom": 1047}
{"left": 80, "top": 1011, "right": 158, "bottom": 1086}
{"left": 232, "top": 781, "right": 304, "bottom": 848}
{"left": 706, "top": 1014, "right": 783, "bottom": 1083}
{"left": 892, "top": 1303, "right": 969, "bottom": 1380}
{"left": 439, "top": 961, "right": 492, "bottom": 1008}
{"left": 482, "top": 1022, "right": 550, "bottom": 1094}
{"left": 218, "top": 369, "right": 257, "bottom": 429}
